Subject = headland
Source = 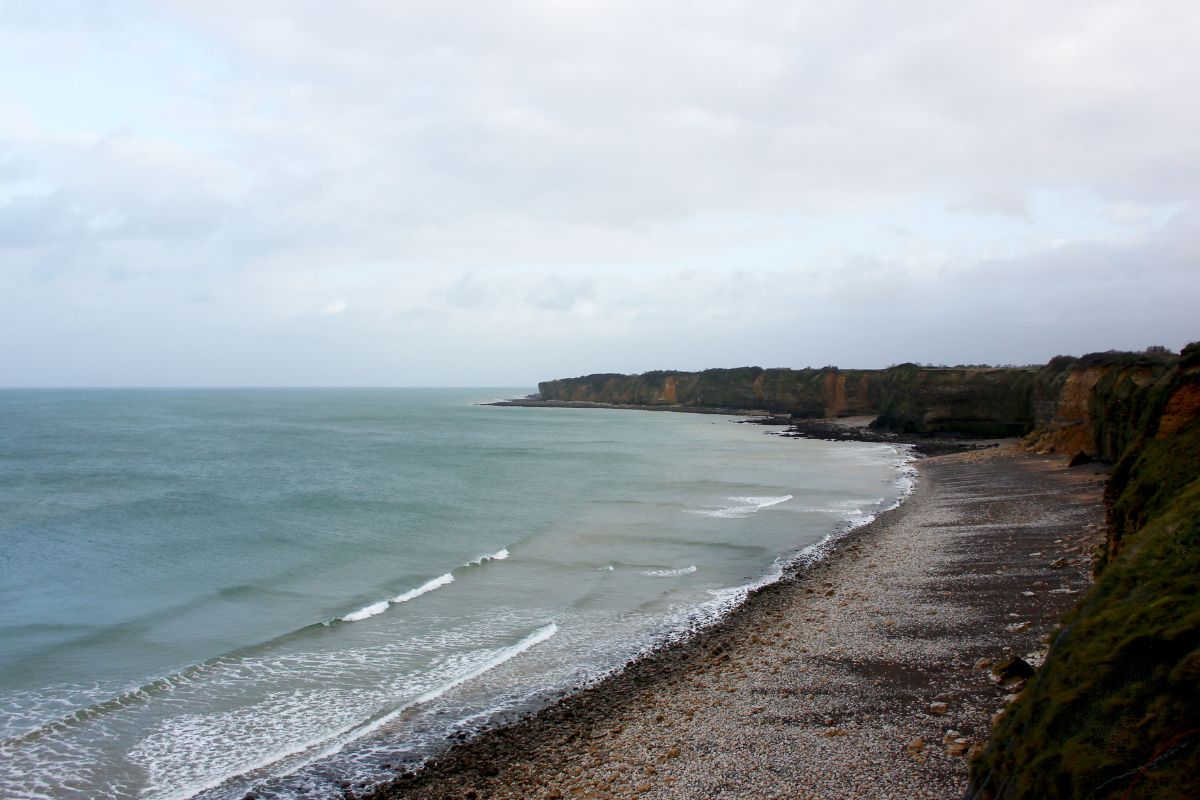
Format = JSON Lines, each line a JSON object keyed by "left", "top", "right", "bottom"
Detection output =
{"left": 366, "top": 344, "right": 1199, "bottom": 799}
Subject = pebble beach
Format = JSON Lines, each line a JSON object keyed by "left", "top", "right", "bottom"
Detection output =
{"left": 364, "top": 445, "right": 1107, "bottom": 800}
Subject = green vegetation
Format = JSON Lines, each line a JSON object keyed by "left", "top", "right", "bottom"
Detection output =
{"left": 541, "top": 347, "right": 1200, "bottom": 797}
{"left": 1106, "top": 418, "right": 1200, "bottom": 562}
{"left": 970, "top": 347, "right": 1200, "bottom": 799}
{"left": 868, "top": 364, "right": 1038, "bottom": 437}
{"left": 541, "top": 363, "right": 1042, "bottom": 435}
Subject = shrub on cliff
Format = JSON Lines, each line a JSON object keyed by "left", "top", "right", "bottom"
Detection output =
{"left": 969, "top": 472, "right": 1200, "bottom": 799}
{"left": 970, "top": 346, "right": 1200, "bottom": 800}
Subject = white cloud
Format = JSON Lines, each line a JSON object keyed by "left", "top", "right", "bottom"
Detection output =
{"left": 0, "top": 1, "right": 1197, "bottom": 385}
{"left": 320, "top": 300, "right": 347, "bottom": 315}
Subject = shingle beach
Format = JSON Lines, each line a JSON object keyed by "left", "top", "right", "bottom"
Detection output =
{"left": 366, "top": 445, "right": 1107, "bottom": 800}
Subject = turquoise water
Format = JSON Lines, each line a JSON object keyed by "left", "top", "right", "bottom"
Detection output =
{"left": 0, "top": 389, "right": 909, "bottom": 798}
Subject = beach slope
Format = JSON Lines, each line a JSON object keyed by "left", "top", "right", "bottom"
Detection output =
{"left": 367, "top": 446, "right": 1105, "bottom": 800}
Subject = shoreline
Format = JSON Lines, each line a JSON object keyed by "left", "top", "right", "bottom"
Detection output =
{"left": 364, "top": 445, "right": 1107, "bottom": 800}
{"left": 485, "top": 398, "right": 781, "bottom": 417}
{"left": 487, "top": 399, "right": 1003, "bottom": 458}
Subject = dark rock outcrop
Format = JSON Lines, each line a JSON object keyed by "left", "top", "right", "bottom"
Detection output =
{"left": 991, "top": 657, "right": 1036, "bottom": 688}
{"left": 1067, "top": 450, "right": 1094, "bottom": 467}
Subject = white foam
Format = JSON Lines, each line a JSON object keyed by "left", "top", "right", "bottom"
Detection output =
{"left": 136, "top": 624, "right": 560, "bottom": 800}
{"left": 3, "top": 426, "right": 923, "bottom": 800}
{"left": 658, "top": 449, "right": 917, "bottom": 646}
{"left": 405, "top": 623, "right": 556, "bottom": 708}
{"left": 660, "top": 561, "right": 785, "bottom": 641}
{"left": 390, "top": 573, "right": 454, "bottom": 604}
{"left": 888, "top": 453, "right": 919, "bottom": 509}
{"left": 339, "top": 571, "right": 459, "bottom": 623}
{"left": 287, "top": 626, "right": 559, "bottom": 777}
{"left": 339, "top": 601, "right": 389, "bottom": 623}
{"left": 730, "top": 495, "right": 793, "bottom": 508}
{"left": 467, "top": 547, "right": 510, "bottom": 566}
{"left": 640, "top": 565, "right": 698, "bottom": 577}
{"left": 832, "top": 497, "right": 885, "bottom": 509}
{"left": 688, "top": 494, "right": 793, "bottom": 519}
{"left": 844, "top": 513, "right": 877, "bottom": 531}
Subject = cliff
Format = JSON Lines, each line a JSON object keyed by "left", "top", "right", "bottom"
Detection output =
{"left": 538, "top": 353, "right": 1181, "bottom": 444}
{"left": 539, "top": 345, "right": 1200, "bottom": 798}
{"left": 539, "top": 364, "right": 1040, "bottom": 437}
{"left": 969, "top": 343, "right": 1200, "bottom": 799}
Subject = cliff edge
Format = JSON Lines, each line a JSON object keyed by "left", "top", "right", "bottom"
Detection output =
{"left": 537, "top": 352, "right": 1181, "bottom": 446}
{"left": 538, "top": 364, "right": 1039, "bottom": 437}
{"left": 535, "top": 345, "right": 1199, "bottom": 798}
{"left": 969, "top": 343, "right": 1200, "bottom": 799}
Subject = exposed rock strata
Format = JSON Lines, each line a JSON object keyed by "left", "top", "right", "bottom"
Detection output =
{"left": 970, "top": 343, "right": 1200, "bottom": 799}
{"left": 536, "top": 349, "right": 1181, "bottom": 447}
{"left": 487, "top": 344, "right": 1200, "bottom": 799}
{"left": 537, "top": 365, "right": 1039, "bottom": 437}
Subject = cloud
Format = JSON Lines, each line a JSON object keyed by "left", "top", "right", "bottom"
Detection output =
{"left": 0, "top": 1, "right": 1196, "bottom": 385}
{"left": 443, "top": 272, "right": 494, "bottom": 310}
{"left": 526, "top": 275, "right": 595, "bottom": 311}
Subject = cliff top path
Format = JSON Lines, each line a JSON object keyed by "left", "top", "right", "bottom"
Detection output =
{"left": 366, "top": 445, "right": 1106, "bottom": 800}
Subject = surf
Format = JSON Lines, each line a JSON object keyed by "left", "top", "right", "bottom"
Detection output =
{"left": 336, "top": 546, "right": 512, "bottom": 624}
{"left": 687, "top": 494, "right": 794, "bottom": 518}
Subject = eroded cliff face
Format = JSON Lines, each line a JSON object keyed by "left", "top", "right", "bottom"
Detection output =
{"left": 1026, "top": 362, "right": 1109, "bottom": 455}
{"left": 970, "top": 344, "right": 1200, "bottom": 800}
{"left": 540, "top": 365, "right": 1037, "bottom": 436}
{"left": 537, "top": 346, "right": 1200, "bottom": 798}
{"left": 538, "top": 350, "right": 1185, "bottom": 449}
{"left": 867, "top": 365, "right": 1038, "bottom": 437}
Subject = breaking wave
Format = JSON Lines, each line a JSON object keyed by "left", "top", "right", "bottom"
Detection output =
{"left": 687, "top": 494, "right": 793, "bottom": 519}
{"left": 640, "top": 565, "right": 698, "bottom": 577}
{"left": 338, "top": 546, "right": 511, "bottom": 624}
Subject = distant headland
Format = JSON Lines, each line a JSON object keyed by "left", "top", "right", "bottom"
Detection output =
{"left": 511, "top": 347, "right": 1182, "bottom": 452}
{"left": 462, "top": 343, "right": 1200, "bottom": 799}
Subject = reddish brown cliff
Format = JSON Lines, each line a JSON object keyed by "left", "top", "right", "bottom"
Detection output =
{"left": 538, "top": 349, "right": 1183, "bottom": 447}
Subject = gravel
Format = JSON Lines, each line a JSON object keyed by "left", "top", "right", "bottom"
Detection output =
{"left": 366, "top": 446, "right": 1107, "bottom": 800}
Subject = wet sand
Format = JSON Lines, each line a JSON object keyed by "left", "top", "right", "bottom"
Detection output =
{"left": 365, "top": 445, "right": 1107, "bottom": 800}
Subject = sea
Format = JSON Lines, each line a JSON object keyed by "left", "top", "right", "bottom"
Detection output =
{"left": 0, "top": 389, "right": 911, "bottom": 799}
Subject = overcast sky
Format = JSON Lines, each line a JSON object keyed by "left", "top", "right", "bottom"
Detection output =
{"left": 1, "top": 1, "right": 1197, "bottom": 387}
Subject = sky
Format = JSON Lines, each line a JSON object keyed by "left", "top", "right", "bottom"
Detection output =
{"left": 1, "top": 1, "right": 1197, "bottom": 387}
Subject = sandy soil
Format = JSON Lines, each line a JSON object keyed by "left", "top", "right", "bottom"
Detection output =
{"left": 363, "top": 445, "right": 1107, "bottom": 800}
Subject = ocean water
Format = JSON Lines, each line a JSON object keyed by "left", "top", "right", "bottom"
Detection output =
{"left": 0, "top": 389, "right": 910, "bottom": 799}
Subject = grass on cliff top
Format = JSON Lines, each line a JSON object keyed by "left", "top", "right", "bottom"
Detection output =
{"left": 1106, "top": 420, "right": 1200, "bottom": 557}
{"left": 971, "top": 474, "right": 1200, "bottom": 800}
